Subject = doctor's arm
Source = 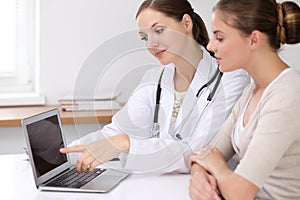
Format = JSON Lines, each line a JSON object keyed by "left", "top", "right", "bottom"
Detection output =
{"left": 60, "top": 134, "right": 130, "bottom": 173}
{"left": 59, "top": 68, "right": 159, "bottom": 172}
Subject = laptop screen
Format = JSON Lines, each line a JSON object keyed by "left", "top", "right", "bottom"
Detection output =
{"left": 26, "top": 114, "right": 68, "bottom": 177}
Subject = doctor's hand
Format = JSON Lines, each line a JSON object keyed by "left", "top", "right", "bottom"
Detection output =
{"left": 189, "top": 164, "right": 221, "bottom": 200}
{"left": 60, "top": 134, "right": 130, "bottom": 173}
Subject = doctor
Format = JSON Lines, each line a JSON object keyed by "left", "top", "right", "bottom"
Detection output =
{"left": 60, "top": 0, "right": 249, "bottom": 174}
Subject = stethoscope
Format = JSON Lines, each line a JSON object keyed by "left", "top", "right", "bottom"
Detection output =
{"left": 150, "top": 67, "right": 223, "bottom": 139}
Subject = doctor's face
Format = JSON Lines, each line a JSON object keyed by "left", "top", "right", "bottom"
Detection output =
{"left": 136, "top": 8, "right": 192, "bottom": 65}
{"left": 207, "top": 12, "right": 251, "bottom": 72}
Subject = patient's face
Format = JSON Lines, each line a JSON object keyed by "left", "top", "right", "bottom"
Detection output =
{"left": 207, "top": 11, "right": 251, "bottom": 72}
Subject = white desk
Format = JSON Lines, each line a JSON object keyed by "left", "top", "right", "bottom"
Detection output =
{"left": 0, "top": 154, "right": 191, "bottom": 200}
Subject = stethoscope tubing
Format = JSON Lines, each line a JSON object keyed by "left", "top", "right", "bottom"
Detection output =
{"left": 151, "top": 67, "right": 222, "bottom": 139}
{"left": 153, "top": 68, "right": 165, "bottom": 124}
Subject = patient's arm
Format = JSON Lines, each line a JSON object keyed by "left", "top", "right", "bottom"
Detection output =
{"left": 190, "top": 148, "right": 259, "bottom": 200}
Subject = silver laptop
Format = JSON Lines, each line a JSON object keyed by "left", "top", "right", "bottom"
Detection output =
{"left": 22, "top": 108, "right": 129, "bottom": 193}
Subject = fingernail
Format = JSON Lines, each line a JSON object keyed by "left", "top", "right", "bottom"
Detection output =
{"left": 213, "top": 193, "right": 219, "bottom": 200}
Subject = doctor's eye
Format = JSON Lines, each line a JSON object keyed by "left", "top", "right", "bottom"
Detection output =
{"left": 154, "top": 28, "right": 164, "bottom": 34}
{"left": 140, "top": 35, "right": 148, "bottom": 42}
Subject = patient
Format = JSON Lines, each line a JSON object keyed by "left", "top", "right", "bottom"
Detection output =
{"left": 189, "top": 0, "right": 300, "bottom": 199}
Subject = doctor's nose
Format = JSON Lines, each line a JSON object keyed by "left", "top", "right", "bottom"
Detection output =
{"left": 146, "top": 36, "right": 159, "bottom": 49}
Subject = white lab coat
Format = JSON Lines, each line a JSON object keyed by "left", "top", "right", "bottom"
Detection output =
{"left": 68, "top": 46, "right": 250, "bottom": 173}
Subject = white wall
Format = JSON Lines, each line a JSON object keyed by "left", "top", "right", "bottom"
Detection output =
{"left": 39, "top": 0, "right": 299, "bottom": 104}
{"left": 38, "top": 0, "right": 154, "bottom": 104}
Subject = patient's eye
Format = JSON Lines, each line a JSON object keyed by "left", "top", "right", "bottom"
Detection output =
{"left": 215, "top": 33, "right": 224, "bottom": 42}
{"left": 216, "top": 37, "right": 223, "bottom": 42}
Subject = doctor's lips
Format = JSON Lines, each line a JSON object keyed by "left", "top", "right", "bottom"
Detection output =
{"left": 155, "top": 50, "right": 166, "bottom": 58}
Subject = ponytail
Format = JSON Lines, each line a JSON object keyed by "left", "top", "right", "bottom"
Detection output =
{"left": 280, "top": 1, "right": 300, "bottom": 45}
{"left": 190, "top": 11, "right": 210, "bottom": 47}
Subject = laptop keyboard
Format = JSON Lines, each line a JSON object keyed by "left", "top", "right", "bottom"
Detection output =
{"left": 46, "top": 168, "right": 106, "bottom": 188}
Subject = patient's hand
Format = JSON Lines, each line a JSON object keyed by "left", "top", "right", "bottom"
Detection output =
{"left": 60, "top": 134, "right": 129, "bottom": 173}
{"left": 189, "top": 164, "right": 221, "bottom": 200}
{"left": 190, "top": 147, "right": 227, "bottom": 176}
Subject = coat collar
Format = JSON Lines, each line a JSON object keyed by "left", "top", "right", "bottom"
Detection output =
{"left": 161, "top": 45, "right": 219, "bottom": 96}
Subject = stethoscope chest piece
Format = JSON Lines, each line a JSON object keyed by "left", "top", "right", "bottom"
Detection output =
{"left": 150, "top": 122, "right": 160, "bottom": 138}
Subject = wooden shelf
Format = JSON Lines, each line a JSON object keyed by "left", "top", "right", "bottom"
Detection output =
{"left": 0, "top": 105, "right": 116, "bottom": 127}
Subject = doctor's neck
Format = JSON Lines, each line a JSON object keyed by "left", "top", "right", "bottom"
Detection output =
{"left": 173, "top": 44, "right": 203, "bottom": 84}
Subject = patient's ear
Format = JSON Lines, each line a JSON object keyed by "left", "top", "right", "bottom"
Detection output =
{"left": 249, "top": 30, "right": 264, "bottom": 49}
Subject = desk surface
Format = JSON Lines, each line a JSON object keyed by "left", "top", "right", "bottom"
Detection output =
{"left": 0, "top": 154, "right": 190, "bottom": 200}
{"left": 0, "top": 106, "right": 117, "bottom": 126}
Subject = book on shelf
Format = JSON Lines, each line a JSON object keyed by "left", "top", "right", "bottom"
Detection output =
{"left": 58, "top": 93, "right": 122, "bottom": 111}
{"left": 60, "top": 101, "right": 122, "bottom": 112}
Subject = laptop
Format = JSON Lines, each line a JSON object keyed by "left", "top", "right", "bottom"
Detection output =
{"left": 22, "top": 108, "right": 129, "bottom": 193}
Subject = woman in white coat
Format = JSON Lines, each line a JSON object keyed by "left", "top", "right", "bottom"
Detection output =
{"left": 60, "top": 0, "right": 249, "bottom": 174}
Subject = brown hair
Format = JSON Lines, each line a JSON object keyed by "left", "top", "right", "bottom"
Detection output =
{"left": 213, "top": 0, "right": 300, "bottom": 50}
{"left": 136, "top": 0, "right": 210, "bottom": 48}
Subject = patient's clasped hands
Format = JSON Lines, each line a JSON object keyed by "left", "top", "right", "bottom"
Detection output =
{"left": 189, "top": 147, "right": 228, "bottom": 200}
